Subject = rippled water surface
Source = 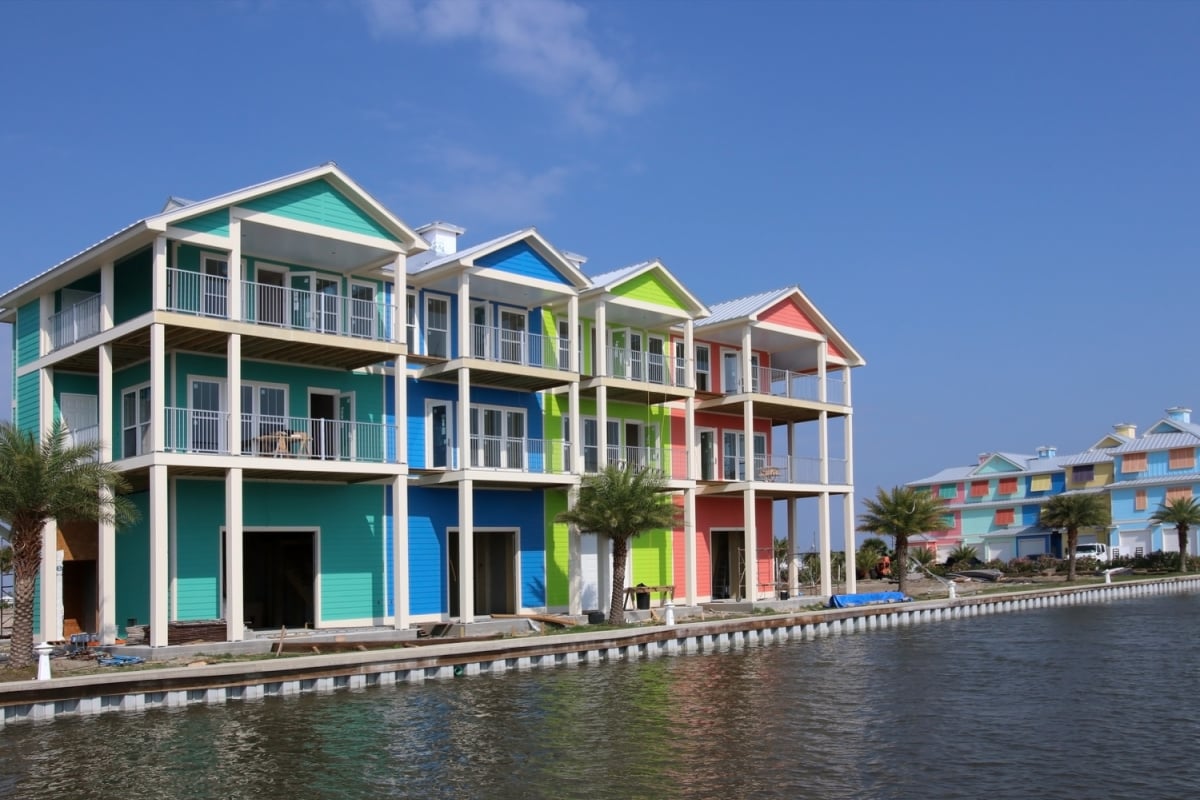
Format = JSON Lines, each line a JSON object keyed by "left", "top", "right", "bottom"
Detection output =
{"left": 3, "top": 594, "right": 1199, "bottom": 799}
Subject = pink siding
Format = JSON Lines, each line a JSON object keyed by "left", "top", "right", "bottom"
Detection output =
{"left": 761, "top": 298, "right": 819, "bottom": 333}
{"left": 695, "top": 496, "right": 774, "bottom": 597}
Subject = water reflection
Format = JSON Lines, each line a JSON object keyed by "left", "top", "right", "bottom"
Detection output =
{"left": 3, "top": 594, "right": 1200, "bottom": 799}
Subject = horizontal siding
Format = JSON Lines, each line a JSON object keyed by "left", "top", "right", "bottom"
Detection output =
{"left": 16, "top": 300, "right": 40, "bottom": 366}
{"left": 612, "top": 270, "right": 688, "bottom": 311}
{"left": 16, "top": 372, "right": 40, "bottom": 433}
{"left": 241, "top": 179, "right": 397, "bottom": 242}
{"left": 476, "top": 242, "right": 572, "bottom": 286}
{"left": 760, "top": 297, "right": 819, "bottom": 333}
{"left": 114, "top": 248, "right": 153, "bottom": 324}
{"left": 174, "top": 208, "right": 230, "bottom": 237}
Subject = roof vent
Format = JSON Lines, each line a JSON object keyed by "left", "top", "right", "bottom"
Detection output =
{"left": 1166, "top": 407, "right": 1192, "bottom": 424}
{"left": 1113, "top": 423, "right": 1137, "bottom": 439}
{"left": 415, "top": 222, "right": 465, "bottom": 256}
{"left": 1036, "top": 445, "right": 1057, "bottom": 459}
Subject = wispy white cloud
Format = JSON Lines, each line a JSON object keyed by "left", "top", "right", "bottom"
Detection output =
{"left": 397, "top": 141, "right": 578, "bottom": 225}
{"left": 361, "top": 0, "right": 645, "bottom": 130}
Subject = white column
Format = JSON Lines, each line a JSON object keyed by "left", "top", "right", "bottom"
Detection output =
{"left": 819, "top": 491, "right": 832, "bottom": 597}
{"left": 595, "top": 302, "right": 607, "bottom": 377}
{"left": 395, "top": 362, "right": 407, "bottom": 465}
{"left": 457, "top": 271, "right": 471, "bottom": 358}
{"left": 567, "top": 295, "right": 579, "bottom": 372}
{"left": 149, "top": 464, "right": 169, "bottom": 646}
{"left": 685, "top": 396, "right": 696, "bottom": 481}
{"left": 844, "top": 411, "right": 855, "bottom": 487}
{"left": 597, "top": 386, "right": 608, "bottom": 467}
{"left": 98, "top": 343, "right": 116, "bottom": 643}
{"left": 392, "top": 254, "right": 405, "bottom": 346}
{"left": 744, "top": 488, "right": 757, "bottom": 601}
{"left": 741, "top": 324, "right": 753, "bottom": 394}
{"left": 225, "top": 468, "right": 244, "bottom": 641}
{"left": 458, "top": 479, "right": 474, "bottom": 621}
{"left": 38, "top": 519, "right": 59, "bottom": 642}
{"left": 100, "top": 261, "right": 114, "bottom": 331}
{"left": 392, "top": 475, "right": 409, "bottom": 628}
{"left": 817, "top": 341, "right": 828, "bottom": 403}
{"left": 39, "top": 294, "right": 53, "bottom": 358}
{"left": 843, "top": 365, "right": 852, "bottom": 406}
{"left": 843, "top": 492, "right": 857, "bottom": 595}
{"left": 819, "top": 410, "right": 829, "bottom": 484}
{"left": 150, "top": 324, "right": 165, "bottom": 452}
{"left": 787, "top": 498, "right": 798, "bottom": 597}
{"left": 683, "top": 319, "right": 694, "bottom": 389}
{"left": 684, "top": 486, "right": 697, "bottom": 606}
{"left": 152, "top": 235, "right": 168, "bottom": 311}
{"left": 567, "top": 485, "right": 581, "bottom": 615}
{"left": 227, "top": 217, "right": 242, "bottom": 322}
{"left": 227, "top": 334, "right": 241, "bottom": 456}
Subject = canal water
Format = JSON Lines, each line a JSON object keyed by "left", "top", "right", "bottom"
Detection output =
{"left": 2, "top": 593, "right": 1198, "bottom": 799}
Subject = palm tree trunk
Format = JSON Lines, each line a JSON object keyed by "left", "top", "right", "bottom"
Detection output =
{"left": 608, "top": 535, "right": 630, "bottom": 625}
{"left": 1066, "top": 527, "right": 1078, "bottom": 582}
{"left": 896, "top": 536, "right": 909, "bottom": 596}
{"left": 1179, "top": 525, "right": 1189, "bottom": 573}
{"left": 8, "top": 520, "right": 45, "bottom": 671}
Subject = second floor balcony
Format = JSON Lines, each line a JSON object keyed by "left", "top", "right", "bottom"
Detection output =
{"left": 700, "top": 365, "right": 849, "bottom": 421}
{"left": 49, "top": 294, "right": 102, "bottom": 351}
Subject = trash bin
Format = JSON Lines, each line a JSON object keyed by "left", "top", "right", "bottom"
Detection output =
{"left": 636, "top": 584, "right": 651, "bottom": 610}
{"left": 586, "top": 610, "right": 605, "bottom": 625}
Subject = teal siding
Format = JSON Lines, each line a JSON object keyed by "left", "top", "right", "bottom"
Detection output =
{"left": 240, "top": 179, "right": 398, "bottom": 242}
{"left": 115, "top": 491, "right": 151, "bottom": 633}
{"left": 174, "top": 208, "right": 230, "bottom": 238}
{"left": 16, "top": 300, "right": 40, "bottom": 366}
{"left": 173, "top": 479, "right": 387, "bottom": 624}
{"left": 114, "top": 247, "right": 153, "bottom": 323}
{"left": 16, "top": 372, "right": 39, "bottom": 433}
{"left": 476, "top": 242, "right": 573, "bottom": 286}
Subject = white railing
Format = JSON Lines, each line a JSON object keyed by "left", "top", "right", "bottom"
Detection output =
{"left": 241, "top": 281, "right": 392, "bottom": 341}
{"left": 469, "top": 324, "right": 567, "bottom": 370}
{"left": 49, "top": 294, "right": 101, "bottom": 350}
{"left": 582, "top": 444, "right": 669, "bottom": 474}
{"left": 466, "top": 436, "right": 570, "bottom": 474}
{"left": 164, "top": 407, "right": 399, "bottom": 463}
{"left": 607, "top": 348, "right": 689, "bottom": 388}
{"left": 717, "top": 454, "right": 850, "bottom": 484}
{"left": 66, "top": 424, "right": 100, "bottom": 461}
{"left": 734, "top": 366, "right": 849, "bottom": 405}
{"left": 164, "top": 269, "right": 395, "bottom": 342}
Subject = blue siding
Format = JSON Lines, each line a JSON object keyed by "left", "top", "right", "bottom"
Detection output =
{"left": 407, "top": 381, "right": 546, "bottom": 470}
{"left": 476, "top": 242, "right": 573, "bottom": 286}
{"left": 1021, "top": 504, "right": 1040, "bottom": 526}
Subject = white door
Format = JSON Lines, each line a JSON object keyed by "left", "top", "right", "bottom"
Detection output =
{"left": 580, "top": 533, "right": 600, "bottom": 611}
{"left": 60, "top": 393, "right": 98, "bottom": 448}
{"left": 499, "top": 310, "right": 526, "bottom": 365}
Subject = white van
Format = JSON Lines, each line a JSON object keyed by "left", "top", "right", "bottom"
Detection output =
{"left": 1071, "top": 543, "right": 1109, "bottom": 563}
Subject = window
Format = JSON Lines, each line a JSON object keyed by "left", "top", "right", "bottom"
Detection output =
{"left": 241, "top": 383, "right": 288, "bottom": 454}
{"left": 1169, "top": 448, "right": 1195, "bottom": 470}
{"left": 201, "top": 254, "right": 229, "bottom": 318}
{"left": 583, "top": 418, "right": 598, "bottom": 472}
{"left": 498, "top": 309, "right": 527, "bottom": 365}
{"left": 647, "top": 335, "right": 665, "bottom": 385}
{"left": 940, "top": 514, "right": 955, "bottom": 530}
{"left": 1122, "top": 452, "right": 1147, "bottom": 473}
{"left": 969, "top": 480, "right": 989, "bottom": 498}
{"left": 349, "top": 283, "right": 377, "bottom": 339}
{"left": 939, "top": 484, "right": 957, "bottom": 500}
{"left": 1135, "top": 489, "right": 1147, "bottom": 511}
{"left": 998, "top": 477, "right": 1018, "bottom": 495}
{"left": 121, "top": 384, "right": 151, "bottom": 457}
{"left": 558, "top": 320, "right": 569, "bottom": 370}
{"left": 425, "top": 295, "right": 449, "bottom": 358}
{"left": 1072, "top": 465, "right": 1094, "bottom": 483}
{"left": 674, "top": 340, "right": 687, "bottom": 388}
{"left": 470, "top": 405, "right": 526, "bottom": 469}
{"left": 694, "top": 344, "right": 710, "bottom": 392}
{"left": 427, "top": 400, "right": 452, "bottom": 468}
{"left": 1166, "top": 486, "right": 1193, "bottom": 503}
{"left": 190, "top": 378, "right": 224, "bottom": 453}
{"left": 1030, "top": 474, "right": 1052, "bottom": 492}
{"left": 406, "top": 292, "right": 417, "bottom": 349}
{"left": 995, "top": 508, "right": 1015, "bottom": 526}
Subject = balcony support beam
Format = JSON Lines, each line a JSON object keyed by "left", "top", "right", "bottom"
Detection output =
{"left": 227, "top": 334, "right": 241, "bottom": 457}
{"left": 818, "top": 341, "right": 828, "bottom": 403}
{"left": 458, "top": 479, "right": 475, "bottom": 621}
{"left": 225, "top": 468, "right": 244, "bottom": 642}
{"left": 228, "top": 217, "right": 242, "bottom": 322}
{"left": 819, "top": 491, "right": 832, "bottom": 597}
{"left": 595, "top": 302, "right": 607, "bottom": 377}
{"left": 100, "top": 261, "right": 114, "bottom": 331}
{"left": 153, "top": 235, "right": 167, "bottom": 312}
{"left": 392, "top": 475, "right": 409, "bottom": 628}
{"left": 98, "top": 342, "right": 116, "bottom": 644}
{"left": 684, "top": 486, "right": 697, "bottom": 606}
{"left": 148, "top": 464, "right": 169, "bottom": 647}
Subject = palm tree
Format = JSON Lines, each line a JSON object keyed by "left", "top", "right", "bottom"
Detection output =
{"left": 1149, "top": 497, "right": 1200, "bottom": 573}
{"left": 1039, "top": 492, "right": 1111, "bottom": 582}
{"left": 556, "top": 465, "right": 679, "bottom": 624}
{"left": 858, "top": 486, "right": 949, "bottom": 595}
{"left": 0, "top": 421, "right": 136, "bottom": 669}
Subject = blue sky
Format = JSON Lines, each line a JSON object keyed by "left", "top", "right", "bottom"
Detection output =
{"left": 2, "top": 0, "right": 1198, "bottom": 541}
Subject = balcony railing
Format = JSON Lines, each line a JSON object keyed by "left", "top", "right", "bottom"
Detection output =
{"left": 49, "top": 294, "right": 101, "bottom": 351}
{"left": 716, "top": 454, "right": 849, "bottom": 484}
{"left": 722, "top": 366, "right": 848, "bottom": 405}
{"left": 163, "top": 269, "right": 394, "bottom": 342}
{"left": 466, "top": 436, "right": 572, "bottom": 474}
{"left": 163, "top": 407, "right": 399, "bottom": 463}
{"left": 606, "top": 347, "right": 689, "bottom": 388}
{"left": 469, "top": 324, "right": 567, "bottom": 370}
{"left": 580, "top": 444, "right": 669, "bottom": 474}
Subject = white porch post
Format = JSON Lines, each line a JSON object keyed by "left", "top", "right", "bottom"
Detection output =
{"left": 567, "top": 296, "right": 579, "bottom": 372}
{"left": 819, "top": 491, "right": 833, "bottom": 597}
{"left": 392, "top": 254, "right": 406, "bottom": 346}
{"left": 392, "top": 475, "right": 409, "bottom": 629}
{"left": 817, "top": 341, "right": 828, "bottom": 403}
{"left": 458, "top": 479, "right": 474, "bottom": 621}
{"left": 567, "top": 381, "right": 582, "bottom": 615}
{"left": 98, "top": 342, "right": 116, "bottom": 643}
{"left": 683, "top": 319, "right": 694, "bottom": 389}
{"left": 100, "top": 261, "right": 114, "bottom": 331}
{"left": 225, "top": 468, "right": 244, "bottom": 641}
{"left": 150, "top": 324, "right": 165, "bottom": 452}
{"left": 684, "top": 486, "right": 697, "bottom": 606}
{"left": 843, "top": 492, "right": 857, "bottom": 593}
{"left": 787, "top": 497, "right": 798, "bottom": 597}
{"left": 595, "top": 302, "right": 607, "bottom": 377}
{"left": 227, "top": 334, "right": 241, "bottom": 456}
{"left": 38, "top": 519, "right": 59, "bottom": 642}
{"left": 741, "top": 324, "right": 756, "bottom": 599}
{"left": 149, "top": 464, "right": 169, "bottom": 646}
{"left": 819, "top": 410, "right": 829, "bottom": 484}
{"left": 228, "top": 217, "right": 242, "bottom": 322}
{"left": 152, "top": 235, "right": 167, "bottom": 311}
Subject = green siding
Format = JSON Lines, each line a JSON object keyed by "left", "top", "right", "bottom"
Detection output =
{"left": 114, "top": 247, "right": 153, "bottom": 324}
{"left": 116, "top": 491, "right": 151, "bottom": 633}
{"left": 545, "top": 490, "right": 570, "bottom": 606}
{"left": 240, "top": 179, "right": 398, "bottom": 242}
{"left": 611, "top": 270, "right": 688, "bottom": 312}
{"left": 173, "top": 479, "right": 386, "bottom": 623}
{"left": 16, "top": 372, "right": 40, "bottom": 433}
{"left": 630, "top": 528, "right": 672, "bottom": 587}
{"left": 16, "top": 300, "right": 40, "bottom": 366}
{"left": 174, "top": 208, "right": 230, "bottom": 237}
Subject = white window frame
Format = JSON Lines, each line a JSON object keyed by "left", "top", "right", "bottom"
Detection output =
{"left": 121, "top": 382, "right": 152, "bottom": 458}
{"left": 253, "top": 262, "right": 288, "bottom": 327}
{"left": 469, "top": 404, "right": 527, "bottom": 470}
{"left": 200, "top": 251, "right": 230, "bottom": 319}
{"left": 406, "top": 291, "right": 418, "bottom": 350}
{"left": 425, "top": 398, "right": 454, "bottom": 469}
{"left": 425, "top": 294, "right": 450, "bottom": 358}
{"left": 695, "top": 344, "right": 711, "bottom": 392}
{"left": 240, "top": 380, "right": 290, "bottom": 455}
{"left": 188, "top": 376, "right": 227, "bottom": 454}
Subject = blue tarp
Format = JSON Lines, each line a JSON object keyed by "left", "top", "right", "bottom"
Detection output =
{"left": 829, "top": 591, "right": 910, "bottom": 609}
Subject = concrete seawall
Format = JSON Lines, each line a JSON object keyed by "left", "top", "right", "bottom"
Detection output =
{"left": 4, "top": 575, "right": 1197, "bottom": 729}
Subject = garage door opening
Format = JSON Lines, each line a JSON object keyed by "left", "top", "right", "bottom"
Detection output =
{"left": 448, "top": 530, "right": 516, "bottom": 618}
{"left": 241, "top": 531, "right": 315, "bottom": 629}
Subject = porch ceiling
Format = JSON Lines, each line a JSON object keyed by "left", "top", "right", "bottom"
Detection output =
{"left": 418, "top": 361, "right": 576, "bottom": 392}
{"left": 413, "top": 269, "right": 574, "bottom": 309}
{"left": 242, "top": 220, "right": 394, "bottom": 275}
{"left": 695, "top": 396, "right": 839, "bottom": 423}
